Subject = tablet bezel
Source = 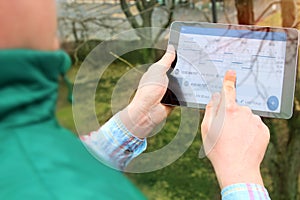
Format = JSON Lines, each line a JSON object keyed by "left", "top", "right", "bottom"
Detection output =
{"left": 161, "top": 21, "right": 299, "bottom": 119}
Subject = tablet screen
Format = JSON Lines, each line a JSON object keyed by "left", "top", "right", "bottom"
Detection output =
{"left": 162, "top": 22, "right": 299, "bottom": 118}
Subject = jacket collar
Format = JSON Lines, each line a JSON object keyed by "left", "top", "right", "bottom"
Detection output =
{"left": 0, "top": 49, "right": 71, "bottom": 128}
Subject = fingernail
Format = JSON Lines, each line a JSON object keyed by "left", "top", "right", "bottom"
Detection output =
{"left": 227, "top": 70, "right": 236, "bottom": 76}
{"left": 225, "top": 70, "right": 236, "bottom": 87}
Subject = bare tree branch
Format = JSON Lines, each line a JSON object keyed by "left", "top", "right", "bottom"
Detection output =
{"left": 120, "top": 0, "right": 141, "bottom": 28}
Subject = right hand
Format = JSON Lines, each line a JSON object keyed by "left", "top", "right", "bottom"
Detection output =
{"left": 201, "top": 70, "right": 270, "bottom": 189}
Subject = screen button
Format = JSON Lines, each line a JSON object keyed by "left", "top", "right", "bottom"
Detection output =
{"left": 267, "top": 96, "right": 279, "bottom": 111}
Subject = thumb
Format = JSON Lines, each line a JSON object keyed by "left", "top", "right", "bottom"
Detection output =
{"left": 156, "top": 45, "right": 176, "bottom": 72}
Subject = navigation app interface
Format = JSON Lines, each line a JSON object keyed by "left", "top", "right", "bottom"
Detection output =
{"left": 170, "top": 26, "right": 287, "bottom": 113}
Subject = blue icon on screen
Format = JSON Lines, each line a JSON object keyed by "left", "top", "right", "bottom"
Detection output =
{"left": 267, "top": 96, "right": 279, "bottom": 111}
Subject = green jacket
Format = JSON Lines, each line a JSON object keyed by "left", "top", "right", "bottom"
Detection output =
{"left": 0, "top": 49, "right": 146, "bottom": 200}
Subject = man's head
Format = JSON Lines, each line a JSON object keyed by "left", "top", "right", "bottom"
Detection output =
{"left": 0, "top": 0, "right": 59, "bottom": 50}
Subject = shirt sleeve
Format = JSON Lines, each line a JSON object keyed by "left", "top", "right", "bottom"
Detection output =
{"left": 80, "top": 112, "right": 147, "bottom": 170}
{"left": 221, "top": 183, "right": 271, "bottom": 200}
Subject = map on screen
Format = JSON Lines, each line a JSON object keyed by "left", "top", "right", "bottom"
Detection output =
{"left": 169, "top": 26, "right": 287, "bottom": 113}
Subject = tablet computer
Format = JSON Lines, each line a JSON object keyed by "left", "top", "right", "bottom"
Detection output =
{"left": 161, "top": 21, "right": 299, "bottom": 119}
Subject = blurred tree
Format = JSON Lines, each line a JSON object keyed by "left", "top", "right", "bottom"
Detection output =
{"left": 119, "top": 0, "right": 175, "bottom": 62}
{"left": 234, "top": 1, "right": 300, "bottom": 199}
{"left": 295, "top": 0, "right": 300, "bottom": 29}
{"left": 281, "top": 0, "right": 296, "bottom": 27}
{"left": 266, "top": 2, "right": 300, "bottom": 200}
{"left": 58, "top": 2, "right": 126, "bottom": 42}
{"left": 235, "top": 0, "right": 254, "bottom": 24}
{"left": 120, "top": 0, "right": 174, "bottom": 45}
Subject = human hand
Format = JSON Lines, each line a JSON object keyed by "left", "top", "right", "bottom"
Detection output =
{"left": 119, "top": 46, "right": 175, "bottom": 138}
{"left": 201, "top": 70, "right": 270, "bottom": 189}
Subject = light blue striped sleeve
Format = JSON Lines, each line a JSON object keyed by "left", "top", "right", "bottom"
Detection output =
{"left": 221, "top": 183, "right": 271, "bottom": 200}
{"left": 80, "top": 112, "right": 147, "bottom": 170}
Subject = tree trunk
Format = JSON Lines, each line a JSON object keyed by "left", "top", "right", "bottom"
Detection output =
{"left": 235, "top": 0, "right": 254, "bottom": 25}
{"left": 295, "top": 0, "right": 300, "bottom": 29}
{"left": 281, "top": 0, "right": 296, "bottom": 27}
{"left": 254, "top": 1, "right": 300, "bottom": 199}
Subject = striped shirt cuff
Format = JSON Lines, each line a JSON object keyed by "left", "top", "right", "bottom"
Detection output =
{"left": 221, "top": 183, "right": 271, "bottom": 200}
{"left": 80, "top": 112, "right": 147, "bottom": 170}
